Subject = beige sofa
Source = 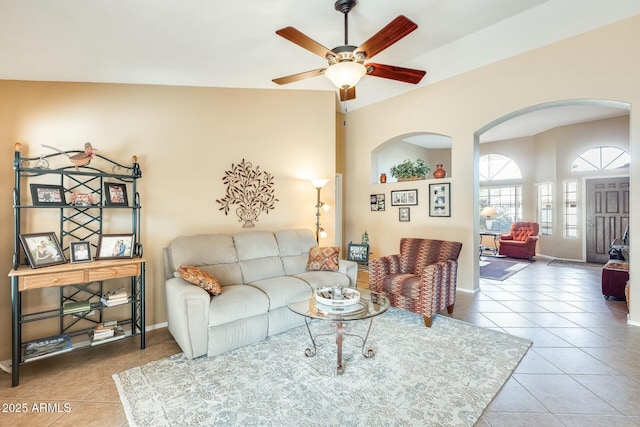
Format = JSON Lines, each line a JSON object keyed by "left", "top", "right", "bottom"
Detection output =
{"left": 163, "top": 228, "right": 358, "bottom": 359}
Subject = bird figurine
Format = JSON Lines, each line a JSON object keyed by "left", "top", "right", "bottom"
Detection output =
{"left": 41, "top": 142, "right": 98, "bottom": 168}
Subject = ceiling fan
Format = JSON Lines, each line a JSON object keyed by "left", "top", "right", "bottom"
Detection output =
{"left": 272, "top": 0, "right": 426, "bottom": 101}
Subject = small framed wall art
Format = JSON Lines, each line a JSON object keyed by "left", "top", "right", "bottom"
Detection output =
{"left": 391, "top": 189, "right": 418, "bottom": 206}
{"left": 429, "top": 183, "right": 451, "bottom": 217}
{"left": 399, "top": 207, "right": 410, "bottom": 222}
{"left": 370, "top": 194, "right": 385, "bottom": 211}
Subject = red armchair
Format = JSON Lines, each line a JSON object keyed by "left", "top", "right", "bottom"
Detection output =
{"left": 369, "top": 238, "right": 462, "bottom": 327}
{"left": 498, "top": 222, "right": 539, "bottom": 259}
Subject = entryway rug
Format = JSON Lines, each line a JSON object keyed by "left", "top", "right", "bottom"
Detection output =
{"left": 113, "top": 308, "right": 531, "bottom": 427}
{"left": 548, "top": 259, "right": 605, "bottom": 270}
{"left": 480, "top": 258, "right": 531, "bottom": 280}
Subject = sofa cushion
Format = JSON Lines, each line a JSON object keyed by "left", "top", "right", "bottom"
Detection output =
{"left": 234, "top": 231, "right": 285, "bottom": 283}
{"left": 306, "top": 246, "right": 340, "bottom": 271}
{"left": 247, "top": 276, "right": 312, "bottom": 310}
{"left": 177, "top": 264, "right": 222, "bottom": 295}
{"left": 295, "top": 271, "right": 351, "bottom": 289}
{"left": 209, "top": 285, "right": 270, "bottom": 327}
{"left": 276, "top": 229, "right": 317, "bottom": 275}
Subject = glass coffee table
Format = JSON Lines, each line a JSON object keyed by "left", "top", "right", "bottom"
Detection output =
{"left": 287, "top": 288, "right": 390, "bottom": 375}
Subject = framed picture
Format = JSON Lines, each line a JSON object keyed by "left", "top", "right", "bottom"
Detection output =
{"left": 96, "top": 234, "right": 135, "bottom": 259}
{"left": 70, "top": 241, "right": 92, "bottom": 263}
{"left": 391, "top": 189, "right": 418, "bottom": 206}
{"left": 30, "top": 184, "right": 66, "bottom": 206}
{"left": 19, "top": 232, "right": 67, "bottom": 268}
{"left": 104, "top": 182, "right": 128, "bottom": 206}
{"left": 429, "top": 183, "right": 451, "bottom": 217}
{"left": 399, "top": 207, "right": 410, "bottom": 222}
{"left": 347, "top": 243, "right": 369, "bottom": 265}
{"left": 370, "top": 194, "right": 385, "bottom": 211}
{"left": 71, "top": 193, "right": 94, "bottom": 206}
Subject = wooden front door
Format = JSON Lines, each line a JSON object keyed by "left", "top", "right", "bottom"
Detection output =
{"left": 585, "top": 177, "right": 629, "bottom": 263}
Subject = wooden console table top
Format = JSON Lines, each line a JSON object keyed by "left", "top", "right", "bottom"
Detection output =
{"left": 8, "top": 258, "right": 146, "bottom": 292}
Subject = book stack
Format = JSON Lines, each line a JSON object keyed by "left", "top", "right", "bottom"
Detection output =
{"left": 89, "top": 321, "right": 125, "bottom": 345}
{"left": 63, "top": 300, "right": 91, "bottom": 315}
{"left": 24, "top": 333, "right": 73, "bottom": 362}
{"left": 100, "top": 289, "right": 129, "bottom": 307}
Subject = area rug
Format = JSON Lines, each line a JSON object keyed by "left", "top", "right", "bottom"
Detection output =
{"left": 479, "top": 258, "right": 531, "bottom": 280}
{"left": 548, "top": 259, "right": 605, "bottom": 270}
{"left": 113, "top": 308, "right": 531, "bottom": 427}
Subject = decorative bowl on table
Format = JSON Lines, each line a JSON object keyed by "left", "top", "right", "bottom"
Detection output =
{"left": 315, "top": 287, "right": 360, "bottom": 307}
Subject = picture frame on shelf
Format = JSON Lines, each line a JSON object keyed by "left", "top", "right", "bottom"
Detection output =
{"left": 70, "top": 241, "right": 92, "bottom": 263}
{"left": 29, "top": 184, "right": 67, "bottom": 206}
{"left": 347, "top": 243, "right": 369, "bottom": 265}
{"left": 429, "top": 183, "right": 451, "bottom": 217}
{"left": 19, "top": 232, "right": 67, "bottom": 268}
{"left": 96, "top": 234, "right": 135, "bottom": 259}
{"left": 104, "top": 182, "right": 128, "bottom": 206}
{"left": 70, "top": 193, "right": 94, "bottom": 207}
{"left": 370, "top": 194, "right": 385, "bottom": 211}
{"left": 399, "top": 207, "right": 410, "bottom": 222}
{"left": 390, "top": 189, "right": 418, "bottom": 206}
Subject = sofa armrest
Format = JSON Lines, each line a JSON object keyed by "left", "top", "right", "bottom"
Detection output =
{"left": 421, "top": 260, "right": 458, "bottom": 312}
{"left": 500, "top": 235, "right": 514, "bottom": 241}
{"left": 338, "top": 259, "right": 358, "bottom": 288}
{"left": 369, "top": 254, "right": 401, "bottom": 292}
{"left": 165, "top": 276, "right": 211, "bottom": 359}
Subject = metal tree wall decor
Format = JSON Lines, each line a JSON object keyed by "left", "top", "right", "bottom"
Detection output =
{"left": 216, "top": 159, "right": 278, "bottom": 228}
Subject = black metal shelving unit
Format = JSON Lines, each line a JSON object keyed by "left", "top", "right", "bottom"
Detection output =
{"left": 8, "top": 142, "right": 145, "bottom": 387}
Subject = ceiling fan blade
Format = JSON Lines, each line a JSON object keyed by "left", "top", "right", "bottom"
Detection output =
{"left": 339, "top": 86, "right": 356, "bottom": 101}
{"left": 366, "top": 63, "right": 426, "bottom": 84}
{"left": 275, "top": 26, "right": 335, "bottom": 59}
{"left": 355, "top": 16, "right": 418, "bottom": 60}
{"left": 272, "top": 68, "right": 326, "bottom": 85}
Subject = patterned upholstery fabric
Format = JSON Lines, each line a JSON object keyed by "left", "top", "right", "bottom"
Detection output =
{"left": 498, "top": 222, "right": 539, "bottom": 259}
{"left": 177, "top": 264, "right": 222, "bottom": 296}
{"left": 370, "top": 238, "right": 462, "bottom": 327}
{"left": 306, "top": 246, "right": 340, "bottom": 271}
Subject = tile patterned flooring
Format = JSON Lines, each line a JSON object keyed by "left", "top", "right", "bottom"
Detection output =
{"left": 1, "top": 258, "right": 637, "bottom": 426}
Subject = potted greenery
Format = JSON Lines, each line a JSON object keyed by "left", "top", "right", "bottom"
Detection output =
{"left": 389, "top": 158, "right": 430, "bottom": 181}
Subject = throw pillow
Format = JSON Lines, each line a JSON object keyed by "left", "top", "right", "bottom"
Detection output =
{"left": 177, "top": 264, "right": 222, "bottom": 296}
{"left": 306, "top": 246, "right": 340, "bottom": 271}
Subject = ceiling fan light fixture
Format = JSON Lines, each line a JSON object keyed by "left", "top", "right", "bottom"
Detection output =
{"left": 324, "top": 61, "right": 366, "bottom": 89}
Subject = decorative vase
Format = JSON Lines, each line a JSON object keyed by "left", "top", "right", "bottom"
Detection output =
{"left": 433, "top": 164, "right": 446, "bottom": 179}
{"left": 379, "top": 173, "right": 387, "bottom": 183}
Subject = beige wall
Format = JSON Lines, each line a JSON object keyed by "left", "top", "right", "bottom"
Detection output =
{"left": 342, "top": 16, "right": 640, "bottom": 322}
{"left": 0, "top": 81, "right": 336, "bottom": 361}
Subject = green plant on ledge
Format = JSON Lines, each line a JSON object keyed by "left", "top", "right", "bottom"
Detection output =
{"left": 389, "top": 158, "right": 430, "bottom": 181}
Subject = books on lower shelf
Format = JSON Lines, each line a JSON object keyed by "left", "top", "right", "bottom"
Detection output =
{"left": 100, "top": 289, "right": 129, "bottom": 307}
{"left": 63, "top": 300, "right": 91, "bottom": 314}
{"left": 89, "top": 322, "right": 125, "bottom": 345}
{"left": 24, "top": 333, "right": 73, "bottom": 362}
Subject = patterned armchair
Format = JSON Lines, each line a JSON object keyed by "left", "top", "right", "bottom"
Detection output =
{"left": 369, "top": 238, "right": 462, "bottom": 327}
{"left": 498, "top": 222, "right": 539, "bottom": 259}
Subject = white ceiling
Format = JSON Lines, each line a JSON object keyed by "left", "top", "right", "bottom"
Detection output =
{"left": 1, "top": 0, "right": 638, "bottom": 139}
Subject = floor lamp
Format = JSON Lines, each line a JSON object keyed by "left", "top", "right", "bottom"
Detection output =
{"left": 311, "top": 179, "right": 330, "bottom": 242}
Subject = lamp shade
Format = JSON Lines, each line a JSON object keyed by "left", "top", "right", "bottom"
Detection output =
{"left": 324, "top": 62, "right": 366, "bottom": 89}
{"left": 480, "top": 206, "right": 498, "bottom": 217}
{"left": 310, "top": 178, "right": 329, "bottom": 189}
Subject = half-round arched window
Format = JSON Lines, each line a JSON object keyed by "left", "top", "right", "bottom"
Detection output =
{"left": 479, "top": 153, "right": 522, "bottom": 181}
{"left": 571, "top": 146, "right": 630, "bottom": 171}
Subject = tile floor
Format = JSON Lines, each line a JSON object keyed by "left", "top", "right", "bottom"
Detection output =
{"left": 466, "top": 257, "right": 638, "bottom": 427}
{"left": 0, "top": 258, "right": 637, "bottom": 426}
